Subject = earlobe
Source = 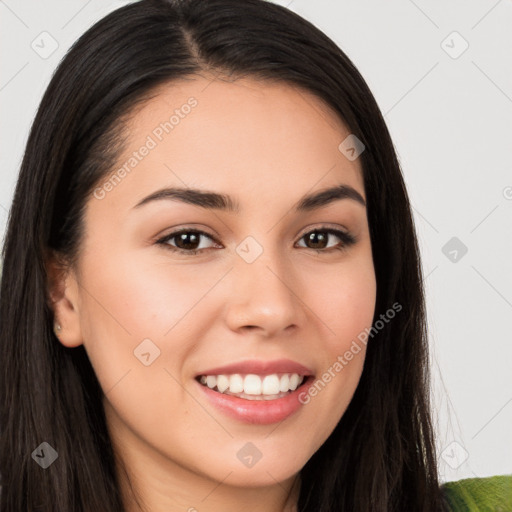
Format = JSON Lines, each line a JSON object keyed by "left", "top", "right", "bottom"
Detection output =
{"left": 45, "top": 251, "right": 84, "bottom": 348}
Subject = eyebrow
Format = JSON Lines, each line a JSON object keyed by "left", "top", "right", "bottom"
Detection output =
{"left": 132, "top": 184, "right": 366, "bottom": 213}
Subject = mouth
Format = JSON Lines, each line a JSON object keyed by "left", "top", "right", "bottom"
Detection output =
{"left": 195, "top": 372, "right": 309, "bottom": 401}
{"left": 194, "top": 359, "right": 315, "bottom": 424}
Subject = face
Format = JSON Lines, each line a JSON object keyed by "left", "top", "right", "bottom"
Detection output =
{"left": 51, "top": 76, "right": 376, "bottom": 501}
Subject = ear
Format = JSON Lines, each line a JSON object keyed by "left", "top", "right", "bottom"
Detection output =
{"left": 45, "top": 250, "right": 84, "bottom": 348}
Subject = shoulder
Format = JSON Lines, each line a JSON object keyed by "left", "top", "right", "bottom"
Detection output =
{"left": 441, "top": 474, "right": 512, "bottom": 511}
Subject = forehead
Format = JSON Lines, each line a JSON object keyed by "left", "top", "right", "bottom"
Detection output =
{"left": 97, "top": 75, "right": 365, "bottom": 211}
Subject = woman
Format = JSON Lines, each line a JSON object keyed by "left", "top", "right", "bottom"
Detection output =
{"left": 0, "top": 0, "right": 508, "bottom": 510}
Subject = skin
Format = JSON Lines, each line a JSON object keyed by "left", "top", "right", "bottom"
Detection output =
{"left": 47, "top": 75, "right": 377, "bottom": 512}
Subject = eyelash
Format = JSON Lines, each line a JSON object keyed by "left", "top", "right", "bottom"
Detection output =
{"left": 156, "top": 226, "right": 356, "bottom": 256}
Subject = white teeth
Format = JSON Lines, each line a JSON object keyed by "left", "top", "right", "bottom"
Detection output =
{"left": 279, "top": 374, "right": 290, "bottom": 393}
{"left": 198, "top": 372, "right": 306, "bottom": 398}
{"left": 229, "top": 374, "right": 244, "bottom": 394}
{"left": 262, "top": 375, "right": 280, "bottom": 395}
{"left": 206, "top": 375, "right": 217, "bottom": 389}
{"left": 216, "top": 374, "right": 230, "bottom": 393}
{"left": 244, "top": 374, "right": 262, "bottom": 395}
{"left": 289, "top": 373, "right": 301, "bottom": 391}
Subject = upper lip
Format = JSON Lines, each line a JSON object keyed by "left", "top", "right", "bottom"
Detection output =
{"left": 196, "top": 359, "right": 314, "bottom": 377}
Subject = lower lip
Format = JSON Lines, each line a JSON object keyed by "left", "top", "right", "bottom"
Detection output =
{"left": 196, "top": 377, "right": 314, "bottom": 425}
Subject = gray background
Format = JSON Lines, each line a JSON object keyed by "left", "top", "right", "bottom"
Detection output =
{"left": 1, "top": 0, "right": 511, "bottom": 483}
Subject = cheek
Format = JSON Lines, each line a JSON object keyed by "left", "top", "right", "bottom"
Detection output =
{"left": 295, "top": 255, "right": 376, "bottom": 444}
{"left": 306, "top": 254, "right": 377, "bottom": 356}
{"left": 76, "top": 253, "right": 206, "bottom": 454}
{"left": 79, "top": 247, "right": 206, "bottom": 340}
{"left": 75, "top": 250, "right": 194, "bottom": 392}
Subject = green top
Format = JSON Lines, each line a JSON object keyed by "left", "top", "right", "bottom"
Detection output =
{"left": 441, "top": 475, "right": 512, "bottom": 511}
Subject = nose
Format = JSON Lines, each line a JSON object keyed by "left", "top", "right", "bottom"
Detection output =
{"left": 224, "top": 246, "right": 305, "bottom": 338}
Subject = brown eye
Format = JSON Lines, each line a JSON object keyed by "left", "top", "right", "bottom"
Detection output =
{"left": 303, "top": 231, "right": 329, "bottom": 249}
{"left": 157, "top": 229, "right": 219, "bottom": 255}
{"left": 297, "top": 228, "right": 356, "bottom": 252}
{"left": 173, "top": 231, "right": 202, "bottom": 251}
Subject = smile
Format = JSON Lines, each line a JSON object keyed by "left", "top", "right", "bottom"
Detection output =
{"left": 197, "top": 373, "right": 306, "bottom": 400}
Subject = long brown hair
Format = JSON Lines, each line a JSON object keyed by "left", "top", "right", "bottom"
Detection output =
{"left": 0, "top": 0, "right": 447, "bottom": 510}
